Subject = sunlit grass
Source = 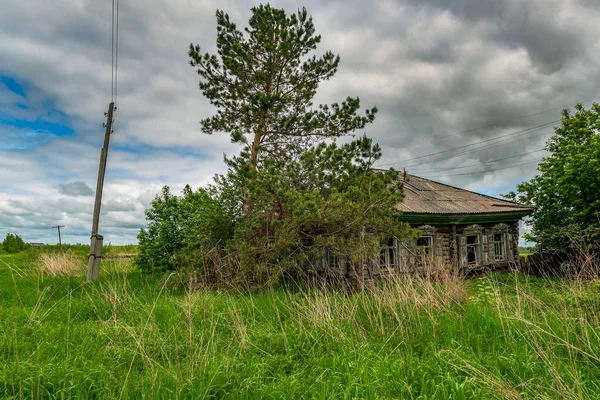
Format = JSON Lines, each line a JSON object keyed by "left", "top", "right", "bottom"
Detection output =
{"left": 1, "top": 252, "right": 600, "bottom": 398}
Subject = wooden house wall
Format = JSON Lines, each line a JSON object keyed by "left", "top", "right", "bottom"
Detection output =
{"left": 313, "top": 220, "right": 521, "bottom": 280}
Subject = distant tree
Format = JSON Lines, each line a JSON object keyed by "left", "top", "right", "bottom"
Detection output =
{"left": 2, "top": 233, "right": 27, "bottom": 253}
{"left": 505, "top": 103, "right": 600, "bottom": 253}
{"left": 189, "top": 4, "right": 377, "bottom": 214}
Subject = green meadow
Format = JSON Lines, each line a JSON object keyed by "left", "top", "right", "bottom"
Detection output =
{"left": 1, "top": 249, "right": 600, "bottom": 399}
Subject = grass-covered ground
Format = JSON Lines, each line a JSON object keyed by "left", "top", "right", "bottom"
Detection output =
{"left": 1, "top": 250, "right": 600, "bottom": 399}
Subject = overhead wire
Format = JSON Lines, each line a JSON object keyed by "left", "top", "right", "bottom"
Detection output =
{"left": 420, "top": 158, "right": 543, "bottom": 178}
{"left": 380, "top": 120, "right": 557, "bottom": 169}
{"left": 408, "top": 148, "right": 547, "bottom": 174}
{"left": 109, "top": 0, "right": 120, "bottom": 107}
{"left": 111, "top": 0, "right": 114, "bottom": 102}
{"left": 115, "top": 0, "right": 120, "bottom": 107}
{"left": 401, "top": 128, "right": 553, "bottom": 169}
{"left": 379, "top": 95, "right": 600, "bottom": 153}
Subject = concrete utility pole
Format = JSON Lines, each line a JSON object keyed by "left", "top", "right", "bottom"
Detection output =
{"left": 52, "top": 225, "right": 65, "bottom": 252}
{"left": 87, "top": 102, "right": 115, "bottom": 282}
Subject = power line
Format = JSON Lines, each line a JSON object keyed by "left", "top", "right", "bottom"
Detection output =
{"left": 111, "top": 0, "right": 114, "bottom": 102}
{"left": 115, "top": 0, "right": 120, "bottom": 107}
{"left": 381, "top": 96, "right": 600, "bottom": 153}
{"left": 401, "top": 128, "right": 552, "bottom": 169}
{"left": 381, "top": 120, "right": 556, "bottom": 167}
{"left": 379, "top": 120, "right": 557, "bottom": 168}
{"left": 408, "top": 148, "right": 546, "bottom": 174}
{"left": 110, "top": 0, "right": 120, "bottom": 106}
{"left": 420, "top": 158, "right": 543, "bottom": 178}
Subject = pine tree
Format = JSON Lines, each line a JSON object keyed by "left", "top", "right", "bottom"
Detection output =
{"left": 189, "top": 4, "right": 377, "bottom": 213}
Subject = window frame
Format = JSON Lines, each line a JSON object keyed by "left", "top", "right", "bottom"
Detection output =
{"left": 379, "top": 237, "right": 398, "bottom": 268}
{"left": 327, "top": 251, "right": 346, "bottom": 270}
{"left": 416, "top": 235, "right": 434, "bottom": 256}
{"left": 493, "top": 232, "right": 506, "bottom": 261}
{"left": 466, "top": 234, "right": 480, "bottom": 265}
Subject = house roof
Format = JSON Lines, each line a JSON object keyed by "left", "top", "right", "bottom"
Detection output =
{"left": 397, "top": 174, "right": 535, "bottom": 215}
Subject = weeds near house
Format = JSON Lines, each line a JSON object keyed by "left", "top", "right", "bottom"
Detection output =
{"left": 2, "top": 252, "right": 600, "bottom": 398}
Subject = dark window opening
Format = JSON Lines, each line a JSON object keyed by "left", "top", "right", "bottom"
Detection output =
{"left": 380, "top": 238, "right": 397, "bottom": 268}
{"left": 493, "top": 233, "right": 505, "bottom": 260}
{"left": 417, "top": 236, "right": 433, "bottom": 255}
{"left": 466, "top": 235, "right": 479, "bottom": 265}
{"left": 327, "top": 252, "right": 345, "bottom": 269}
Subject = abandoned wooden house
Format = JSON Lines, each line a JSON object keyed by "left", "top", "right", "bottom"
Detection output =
{"left": 316, "top": 174, "right": 534, "bottom": 276}
{"left": 391, "top": 174, "right": 534, "bottom": 271}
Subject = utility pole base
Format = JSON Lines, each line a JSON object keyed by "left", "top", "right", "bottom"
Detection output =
{"left": 87, "top": 234, "right": 103, "bottom": 282}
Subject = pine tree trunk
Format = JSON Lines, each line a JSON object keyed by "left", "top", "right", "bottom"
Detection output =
{"left": 243, "top": 109, "right": 265, "bottom": 216}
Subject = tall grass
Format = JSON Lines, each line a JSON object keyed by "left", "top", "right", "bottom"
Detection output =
{"left": 36, "top": 251, "right": 85, "bottom": 276}
{"left": 1, "top": 252, "right": 600, "bottom": 398}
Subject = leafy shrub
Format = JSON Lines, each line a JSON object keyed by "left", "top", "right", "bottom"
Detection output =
{"left": 135, "top": 185, "right": 234, "bottom": 273}
{"left": 232, "top": 137, "right": 414, "bottom": 284}
{"left": 1, "top": 233, "right": 28, "bottom": 254}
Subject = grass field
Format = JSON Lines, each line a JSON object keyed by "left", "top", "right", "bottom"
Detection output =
{"left": 1, "top": 250, "right": 600, "bottom": 399}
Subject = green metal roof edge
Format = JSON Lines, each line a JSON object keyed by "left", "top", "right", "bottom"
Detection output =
{"left": 397, "top": 210, "right": 532, "bottom": 225}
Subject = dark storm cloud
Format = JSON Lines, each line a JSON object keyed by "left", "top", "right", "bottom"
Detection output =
{"left": 58, "top": 181, "right": 94, "bottom": 197}
{"left": 2, "top": 0, "right": 600, "bottom": 243}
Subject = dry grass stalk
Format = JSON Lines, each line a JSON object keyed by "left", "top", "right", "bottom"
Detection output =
{"left": 37, "top": 252, "right": 85, "bottom": 276}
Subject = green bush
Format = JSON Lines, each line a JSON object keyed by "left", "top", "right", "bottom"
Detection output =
{"left": 135, "top": 185, "right": 234, "bottom": 273}
{"left": 1, "top": 233, "right": 28, "bottom": 254}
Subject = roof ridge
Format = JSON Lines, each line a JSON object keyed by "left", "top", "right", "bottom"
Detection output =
{"left": 404, "top": 173, "right": 529, "bottom": 207}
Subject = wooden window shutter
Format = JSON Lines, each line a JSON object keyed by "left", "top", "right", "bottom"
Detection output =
{"left": 482, "top": 242, "right": 489, "bottom": 265}
{"left": 459, "top": 235, "right": 467, "bottom": 267}
{"left": 507, "top": 233, "right": 515, "bottom": 261}
{"left": 434, "top": 235, "right": 443, "bottom": 257}
{"left": 398, "top": 239, "right": 408, "bottom": 272}
{"left": 481, "top": 234, "right": 488, "bottom": 256}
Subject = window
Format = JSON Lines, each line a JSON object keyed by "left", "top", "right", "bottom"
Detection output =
{"left": 493, "top": 233, "right": 505, "bottom": 261}
{"left": 417, "top": 236, "right": 433, "bottom": 255}
{"left": 466, "top": 235, "right": 479, "bottom": 265}
{"left": 380, "top": 238, "right": 397, "bottom": 268}
{"left": 327, "top": 252, "right": 345, "bottom": 270}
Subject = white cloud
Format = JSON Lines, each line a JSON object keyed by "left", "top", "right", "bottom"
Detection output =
{"left": 2, "top": 0, "right": 600, "bottom": 243}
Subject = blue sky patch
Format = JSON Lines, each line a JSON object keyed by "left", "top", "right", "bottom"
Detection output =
{"left": 0, "top": 117, "right": 75, "bottom": 137}
{"left": 0, "top": 75, "right": 75, "bottom": 149}
{"left": 0, "top": 76, "right": 27, "bottom": 98}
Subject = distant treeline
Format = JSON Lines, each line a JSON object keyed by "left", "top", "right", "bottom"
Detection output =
{"left": 0, "top": 239, "right": 138, "bottom": 256}
{"left": 519, "top": 246, "right": 536, "bottom": 254}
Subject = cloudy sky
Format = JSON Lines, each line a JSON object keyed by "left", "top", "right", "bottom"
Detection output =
{"left": 1, "top": 0, "right": 599, "bottom": 245}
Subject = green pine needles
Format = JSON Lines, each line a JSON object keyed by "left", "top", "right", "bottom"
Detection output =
{"left": 189, "top": 4, "right": 377, "bottom": 175}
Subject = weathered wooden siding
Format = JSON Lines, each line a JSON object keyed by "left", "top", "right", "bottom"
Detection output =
{"left": 313, "top": 221, "right": 521, "bottom": 282}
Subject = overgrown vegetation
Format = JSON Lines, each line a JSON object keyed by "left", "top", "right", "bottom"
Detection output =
{"left": 506, "top": 103, "right": 600, "bottom": 256}
{"left": 133, "top": 5, "right": 415, "bottom": 287}
{"left": 36, "top": 251, "right": 86, "bottom": 276}
{"left": 3, "top": 252, "right": 600, "bottom": 398}
{"left": 136, "top": 137, "right": 413, "bottom": 287}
